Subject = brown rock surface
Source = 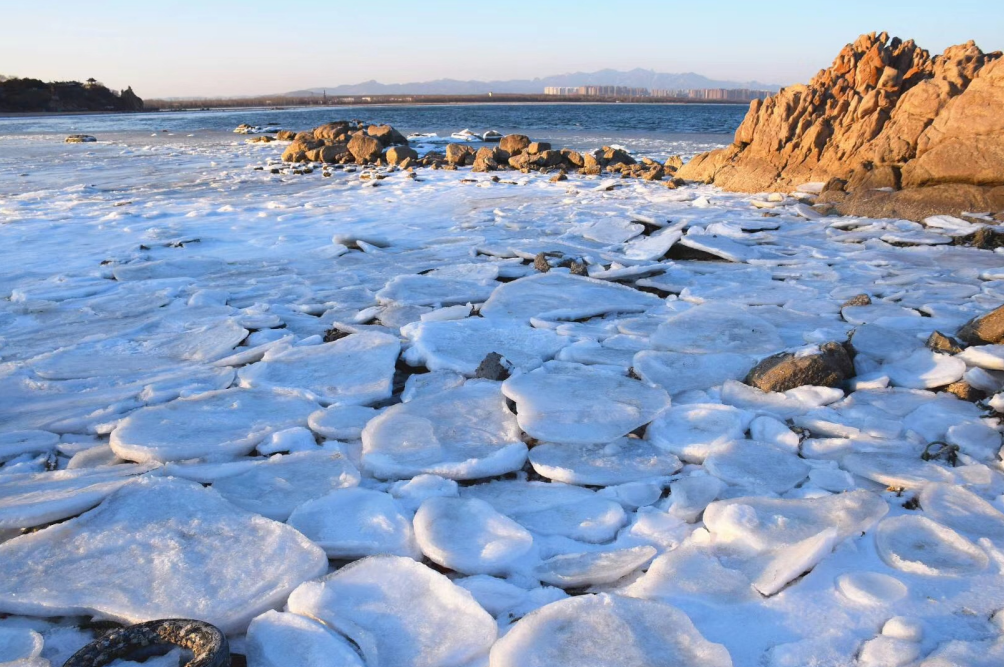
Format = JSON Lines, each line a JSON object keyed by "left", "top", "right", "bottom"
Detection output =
{"left": 384, "top": 146, "right": 418, "bottom": 165}
{"left": 745, "top": 342, "right": 854, "bottom": 392}
{"left": 958, "top": 304, "right": 1004, "bottom": 345}
{"left": 678, "top": 32, "right": 1003, "bottom": 220}
{"left": 499, "top": 134, "right": 531, "bottom": 156}
{"left": 445, "top": 143, "right": 476, "bottom": 166}
{"left": 347, "top": 133, "right": 383, "bottom": 164}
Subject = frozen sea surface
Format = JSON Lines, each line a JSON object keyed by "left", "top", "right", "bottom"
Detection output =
{"left": 1, "top": 130, "right": 1004, "bottom": 667}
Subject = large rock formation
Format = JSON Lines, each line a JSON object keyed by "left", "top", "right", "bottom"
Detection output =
{"left": 678, "top": 32, "right": 1004, "bottom": 219}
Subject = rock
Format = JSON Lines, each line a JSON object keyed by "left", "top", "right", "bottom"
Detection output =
{"left": 472, "top": 146, "right": 506, "bottom": 172}
{"left": 474, "top": 352, "right": 513, "bottom": 381}
{"left": 526, "top": 141, "right": 551, "bottom": 155}
{"left": 744, "top": 341, "right": 854, "bottom": 392}
{"left": 945, "top": 380, "right": 985, "bottom": 401}
{"left": 499, "top": 134, "right": 531, "bottom": 155}
{"left": 367, "top": 124, "right": 407, "bottom": 146}
{"left": 841, "top": 294, "right": 872, "bottom": 308}
{"left": 533, "top": 252, "right": 551, "bottom": 272}
{"left": 677, "top": 32, "right": 1004, "bottom": 220}
{"left": 306, "top": 144, "right": 348, "bottom": 163}
{"left": 664, "top": 155, "right": 683, "bottom": 172}
{"left": 561, "top": 149, "right": 584, "bottom": 167}
{"left": 65, "top": 135, "right": 97, "bottom": 143}
{"left": 569, "top": 261, "right": 588, "bottom": 275}
{"left": 283, "top": 138, "right": 322, "bottom": 163}
{"left": 960, "top": 227, "right": 1004, "bottom": 249}
{"left": 549, "top": 171, "right": 568, "bottom": 183}
{"left": 313, "top": 122, "right": 351, "bottom": 141}
{"left": 602, "top": 146, "right": 635, "bottom": 166}
{"left": 347, "top": 133, "right": 383, "bottom": 164}
{"left": 445, "top": 143, "right": 476, "bottom": 166}
{"left": 536, "top": 150, "right": 564, "bottom": 167}
{"left": 926, "top": 331, "right": 964, "bottom": 354}
{"left": 958, "top": 304, "right": 1004, "bottom": 344}
{"left": 64, "top": 619, "right": 229, "bottom": 667}
{"left": 276, "top": 130, "right": 297, "bottom": 141}
{"left": 385, "top": 145, "right": 418, "bottom": 165}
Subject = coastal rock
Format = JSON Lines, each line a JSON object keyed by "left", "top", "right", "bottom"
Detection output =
{"left": 678, "top": 32, "right": 1004, "bottom": 220}
{"left": 958, "top": 303, "right": 1004, "bottom": 344}
{"left": 445, "top": 143, "right": 476, "bottom": 165}
{"left": 745, "top": 342, "right": 854, "bottom": 392}
{"left": 276, "top": 129, "right": 297, "bottom": 141}
{"left": 385, "top": 145, "right": 418, "bottom": 165}
{"left": 65, "top": 135, "right": 96, "bottom": 143}
{"left": 367, "top": 124, "right": 407, "bottom": 146}
{"left": 347, "top": 133, "right": 384, "bottom": 164}
{"left": 313, "top": 122, "right": 351, "bottom": 141}
{"left": 526, "top": 141, "right": 551, "bottom": 155}
{"left": 499, "top": 134, "right": 531, "bottom": 155}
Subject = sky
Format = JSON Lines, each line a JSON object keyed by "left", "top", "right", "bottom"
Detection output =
{"left": 2, "top": 0, "right": 1002, "bottom": 98}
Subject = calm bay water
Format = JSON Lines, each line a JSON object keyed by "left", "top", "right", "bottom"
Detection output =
{"left": 0, "top": 103, "right": 747, "bottom": 159}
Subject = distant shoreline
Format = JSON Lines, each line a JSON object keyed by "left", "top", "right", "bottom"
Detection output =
{"left": 0, "top": 98, "right": 753, "bottom": 121}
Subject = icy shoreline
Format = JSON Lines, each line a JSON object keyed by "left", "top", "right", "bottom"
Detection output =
{"left": 1, "top": 134, "right": 1004, "bottom": 667}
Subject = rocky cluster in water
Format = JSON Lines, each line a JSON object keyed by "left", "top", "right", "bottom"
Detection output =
{"left": 275, "top": 120, "right": 683, "bottom": 183}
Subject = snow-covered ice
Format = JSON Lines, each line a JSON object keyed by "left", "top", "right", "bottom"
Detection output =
{"left": 3, "top": 128, "right": 1004, "bottom": 666}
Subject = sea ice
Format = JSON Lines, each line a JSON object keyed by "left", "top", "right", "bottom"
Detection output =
{"left": 287, "top": 556, "right": 497, "bottom": 667}
{"left": 361, "top": 381, "right": 527, "bottom": 479}
{"left": 703, "top": 440, "right": 810, "bottom": 494}
{"left": 413, "top": 496, "right": 534, "bottom": 575}
{"left": 633, "top": 350, "right": 755, "bottom": 395}
{"left": 651, "top": 302, "right": 784, "bottom": 355}
{"left": 402, "top": 317, "right": 567, "bottom": 375}
{"left": 245, "top": 610, "right": 365, "bottom": 667}
{"left": 0, "top": 477, "right": 327, "bottom": 634}
{"left": 288, "top": 487, "right": 420, "bottom": 559}
{"left": 212, "top": 450, "right": 360, "bottom": 520}
{"left": 238, "top": 332, "right": 400, "bottom": 405}
{"left": 110, "top": 388, "right": 319, "bottom": 463}
{"left": 875, "top": 515, "right": 989, "bottom": 576}
{"left": 527, "top": 437, "right": 681, "bottom": 485}
{"left": 532, "top": 546, "right": 657, "bottom": 588}
{"left": 489, "top": 593, "right": 732, "bottom": 667}
{"left": 480, "top": 273, "right": 661, "bottom": 322}
{"left": 502, "top": 363, "right": 670, "bottom": 444}
{"left": 646, "top": 403, "right": 749, "bottom": 462}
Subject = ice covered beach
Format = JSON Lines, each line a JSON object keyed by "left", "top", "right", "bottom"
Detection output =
{"left": 2, "top": 120, "right": 1004, "bottom": 667}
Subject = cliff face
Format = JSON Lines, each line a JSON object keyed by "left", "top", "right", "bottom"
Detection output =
{"left": 678, "top": 32, "right": 1004, "bottom": 219}
{"left": 0, "top": 79, "right": 144, "bottom": 113}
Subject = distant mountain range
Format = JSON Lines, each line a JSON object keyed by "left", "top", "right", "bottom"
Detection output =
{"left": 285, "top": 68, "right": 783, "bottom": 97}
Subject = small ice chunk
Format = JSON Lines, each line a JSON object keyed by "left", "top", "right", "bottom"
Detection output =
{"left": 634, "top": 350, "right": 755, "bottom": 395}
{"left": 918, "top": 483, "right": 1004, "bottom": 546}
{"left": 835, "top": 571, "right": 908, "bottom": 605}
{"left": 288, "top": 487, "right": 420, "bottom": 560}
{"left": 0, "top": 627, "right": 44, "bottom": 663}
{"left": 480, "top": 273, "right": 661, "bottom": 323}
{"left": 528, "top": 438, "right": 681, "bottom": 485}
{"left": 402, "top": 317, "right": 567, "bottom": 376}
{"left": 502, "top": 364, "right": 670, "bottom": 444}
{"left": 110, "top": 388, "right": 318, "bottom": 463}
{"left": 388, "top": 474, "right": 459, "bottom": 513}
{"left": 287, "top": 556, "right": 497, "bottom": 667}
{"left": 882, "top": 349, "right": 966, "bottom": 389}
{"left": 212, "top": 451, "right": 360, "bottom": 520}
{"left": 462, "top": 480, "right": 627, "bottom": 543}
{"left": 622, "top": 544, "right": 756, "bottom": 605}
{"left": 652, "top": 303, "right": 784, "bottom": 355}
{"left": 533, "top": 546, "right": 657, "bottom": 588}
{"left": 666, "top": 475, "right": 725, "bottom": 522}
{"left": 842, "top": 452, "right": 955, "bottom": 489}
{"left": 245, "top": 610, "right": 365, "bottom": 667}
{"left": 256, "top": 427, "right": 317, "bottom": 455}
{"left": 883, "top": 616, "right": 924, "bottom": 642}
{"left": 704, "top": 440, "right": 810, "bottom": 494}
{"left": 748, "top": 415, "right": 800, "bottom": 451}
{"left": 0, "top": 477, "right": 326, "bottom": 634}
{"left": 238, "top": 332, "right": 400, "bottom": 406}
{"left": 859, "top": 636, "right": 921, "bottom": 667}
{"left": 308, "top": 405, "right": 379, "bottom": 440}
{"left": 875, "top": 515, "right": 989, "bottom": 576}
{"left": 0, "top": 431, "right": 59, "bottom": 463}
{"left": 489, "top": 593, "right": 732, "bottom": 667}
{"left": 376, "top": 274, "right": 496, "bottom": 307}
{"left": 957, "top": 345, "right": 1004, "bottom": 370}
{"left": 646, "top": 403, "right": 748, "bottom": 463}
{"left": 414, "top": 496, "right": 534, "bottom": 575}
{"left": 362, "top": 381, "right": 526, "bottom": 480}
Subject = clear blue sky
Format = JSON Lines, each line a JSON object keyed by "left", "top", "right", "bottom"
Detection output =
{"left": 2, "top": 0, "right": 1001, "bottom": 98}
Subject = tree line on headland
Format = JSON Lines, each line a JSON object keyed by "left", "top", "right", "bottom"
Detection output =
{"left": 0, "top": 76, "right": 143, "bottom": 113}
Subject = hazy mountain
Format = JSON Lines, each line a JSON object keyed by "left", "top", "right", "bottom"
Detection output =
{"left": 285, "top": 68, "right": 783, "bottom": 96}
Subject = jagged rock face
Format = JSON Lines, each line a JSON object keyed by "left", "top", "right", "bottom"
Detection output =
{"left": 678, "top": 32, "right": 1003, "bottom": 217}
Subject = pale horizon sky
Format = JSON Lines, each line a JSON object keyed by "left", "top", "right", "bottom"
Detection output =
{"left": 2, "top": 0, "right": 1001, "bottom": 98}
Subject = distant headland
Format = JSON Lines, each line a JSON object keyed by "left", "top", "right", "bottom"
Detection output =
{"left": 0, "top": 76, "right": 143, "bottom": 113}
